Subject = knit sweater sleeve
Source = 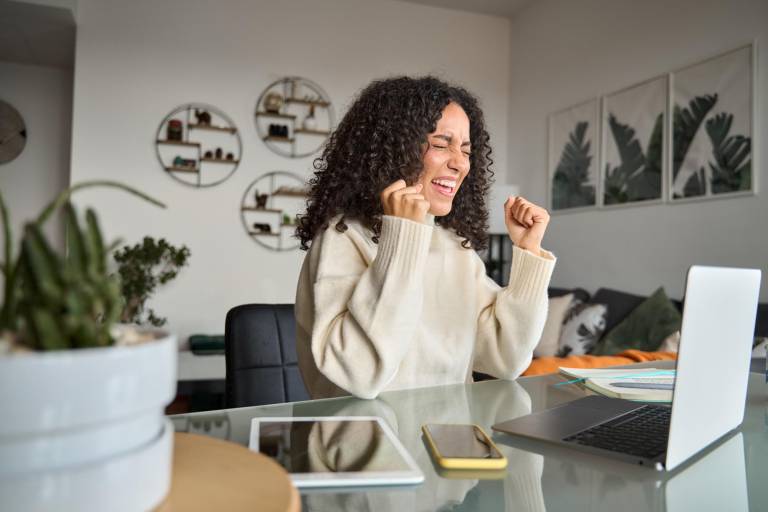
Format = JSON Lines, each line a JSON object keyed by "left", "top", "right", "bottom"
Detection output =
{"left": 473, "top": 245, "right": 556, "bottom": 379}
{"left": 308, "top": 216, "right": 433, "bottom": 399}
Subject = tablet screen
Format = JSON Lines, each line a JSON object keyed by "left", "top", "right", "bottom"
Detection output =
{"left": 256, "top": 419, "right": 413, "bottom": 474}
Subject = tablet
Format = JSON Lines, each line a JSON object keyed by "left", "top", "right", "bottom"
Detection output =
{"left": 249, "top": 416, "right": 424, "bottom": 488}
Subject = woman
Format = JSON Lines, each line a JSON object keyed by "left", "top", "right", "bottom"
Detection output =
{"left": 295, "top": 76, "right": 555, "bottom": 400}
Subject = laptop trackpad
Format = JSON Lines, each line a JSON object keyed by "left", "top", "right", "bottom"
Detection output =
{"left": 493, "top": 396, "right": 645, "bottom": 440}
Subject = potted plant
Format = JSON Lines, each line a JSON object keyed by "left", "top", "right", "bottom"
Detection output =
{"left": 0, "top": 181, "right": 177, "bottom": 511}
{"left": 113, "top": 236, "right": 191, "bottom": 327}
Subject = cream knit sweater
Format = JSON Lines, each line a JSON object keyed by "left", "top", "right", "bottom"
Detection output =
{"left": 294, "top": 214, "right": 556, "bottom": 399}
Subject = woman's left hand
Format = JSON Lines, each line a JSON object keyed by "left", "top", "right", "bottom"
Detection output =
{"left": 504, "top": 197, "right": 550, "bottom": 256}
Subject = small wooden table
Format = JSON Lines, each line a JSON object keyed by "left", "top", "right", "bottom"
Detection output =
{"left": 156, "top": 433, "right": 300, "bottom": 512}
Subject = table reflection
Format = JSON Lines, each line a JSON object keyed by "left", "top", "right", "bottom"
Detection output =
{"left": 169, "top": 373, "right": 752, "bottom": 511}
{"left": 296, "top": 381, "right": 545, "bottom": 511}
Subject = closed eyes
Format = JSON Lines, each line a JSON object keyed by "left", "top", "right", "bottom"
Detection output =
{"left": 430, "top": 143, "right": 471, "bottom": 157}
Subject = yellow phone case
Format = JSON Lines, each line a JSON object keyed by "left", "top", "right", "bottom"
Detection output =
{"left": 422, "top": 424, "right": 508, "bottom": 470}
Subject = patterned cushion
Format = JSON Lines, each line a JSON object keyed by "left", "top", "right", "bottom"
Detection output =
{"left": 590, "top": 288, "right": 646, "bottom": 335}
{"left": 557, "top": 302, "right": 608, "bottom": 357}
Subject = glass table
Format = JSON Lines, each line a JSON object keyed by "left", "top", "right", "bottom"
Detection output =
{"left": 170, "top": 362, "right": 768, "bottom": 511}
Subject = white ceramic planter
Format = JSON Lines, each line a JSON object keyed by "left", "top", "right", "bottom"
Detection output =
{"left": 0, "top": 418, "right": 174, "bottom": 512}
{"left": 0, "top": 329, "right": 177, "bottom": 476}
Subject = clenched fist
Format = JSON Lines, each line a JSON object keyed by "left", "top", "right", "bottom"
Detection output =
{"left": 381, "top": 179, "right": 431, "bottom": 223}
{"left": 504, "top": 196, "right": 550, "bottom": 256}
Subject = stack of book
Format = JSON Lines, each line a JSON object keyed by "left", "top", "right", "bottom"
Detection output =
{"left": 557, "top": 367, "right": 675, "bottom": 402}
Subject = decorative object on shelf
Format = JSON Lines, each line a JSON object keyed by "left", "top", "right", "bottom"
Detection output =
{"left": 0, "top": 99, "right": 27, "bottom": 165}
{"left": 166, "top": 119, "right": 183, "bottom": 141}
{"left": 601, "top": 75, "right": 666, "bottom": 208}
{"left": 194, "top": 109, "right": 212, "bottom": 126}
{"left": 254, "top": 76, "right": 335, "bottom": 158}
{"left": 226, "top": 152, "right": 234, "bottom": 161}
{"left": 252, "top": 223, "right": 272, "bottom": 234}
{"left": 670, "top": 44, "right": 754, "bottom": 202}
{"left": 155, "top": 103, "right": 242, "bottom": 188}
{"left": 241, "top": 171, "right": 308, "bottom": 251}
{"left": 173, "top": 156, "right": 197, "bottom": 169}
{"left": 548, "top": 99, "right": 599, "bottom": 212}
{"left": 188, "top": 335, "right": 225, "bottom": 355}
{"left": 268, "top": 124, "right": 290, "bottom": 138}
{"left": 113, "top": 237, "right": 191, "bottom": 327}
{"left": 264, "top": 92, "right": 284, "bottom": 114}
{"left": 0, "top": 181, "right": 176, "bottom": 511}
{"left": 255, "top": 191, "right": 268, "bottom": 209}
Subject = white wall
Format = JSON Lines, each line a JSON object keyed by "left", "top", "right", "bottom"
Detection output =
{"left": 507, "top": 0, "right": 768, "bottom": 300}
{"left": 0, "top": 61, "right": 72, "bottom": 255}
{"left": 70, "top": 0, "right": 511, "bottom": 343}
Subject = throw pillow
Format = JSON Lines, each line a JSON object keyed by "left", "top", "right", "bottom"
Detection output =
{"left": 533, "top": 293, "right": 574, "bottom": 357}
{"left": 593, "top": 287, "right": 682, "bottom": 356}
{"left": 557, "top": 302, "right": 608, "bottom": 357}
{"left": 752, "top": 337, "right": 768, "bottom": 358}
{"left": 658, "top": 331, "right": 681, "bottom": 353}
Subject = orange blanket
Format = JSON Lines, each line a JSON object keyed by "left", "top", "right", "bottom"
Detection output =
{"left": 522, "top": 350, "right": 677, "bottom": 377}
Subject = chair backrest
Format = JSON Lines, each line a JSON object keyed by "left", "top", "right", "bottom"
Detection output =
{"left": 224, "top": 304, "right": 309, "bottom": 408}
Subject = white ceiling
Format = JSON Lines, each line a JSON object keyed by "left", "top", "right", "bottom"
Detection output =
{"left": 395, "top": 0, "right": 534, "bottom": 19}
{"left": 0, "top": 0, "right": 76, "bottom": 69}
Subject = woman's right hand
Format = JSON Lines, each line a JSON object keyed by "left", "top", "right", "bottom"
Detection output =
{"left": 380, "top": 179, "right": 431, "bottom": 223}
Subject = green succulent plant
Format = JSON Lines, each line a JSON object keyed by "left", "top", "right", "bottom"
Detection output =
{"left": 0, "top": 181, "right": 165, "bottom": 351}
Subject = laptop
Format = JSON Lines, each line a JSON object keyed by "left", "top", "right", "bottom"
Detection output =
{"left": 492, "top": 265, "right": 762, "bottom": 471}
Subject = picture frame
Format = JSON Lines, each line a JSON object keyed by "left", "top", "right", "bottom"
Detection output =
{"left": 600, "top": 75, "right": 668, "bottom": 209}
{"left": 669, "top": 43, "right": 755, "bottom": 202}
{"left": 547, "top": 98, "right": 600, "bottom": 213}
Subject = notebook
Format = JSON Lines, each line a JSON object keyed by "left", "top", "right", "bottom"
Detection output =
{"left": 558, "top": 367, "right": 675, "bottom": 402}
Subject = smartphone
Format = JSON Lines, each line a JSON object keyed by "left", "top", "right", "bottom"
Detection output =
{"left": 422, "top": 423, "right": 507, "bottom": 470}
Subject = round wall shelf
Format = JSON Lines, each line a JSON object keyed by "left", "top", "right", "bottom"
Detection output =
{"left": 155, "top": 103, "right": 242, "bottom": 188}
{"left": 254, "top": 77, "right": 334, "bottom": 159}
{"left": 240, "top": 171, "right": 307, "bottom": 251}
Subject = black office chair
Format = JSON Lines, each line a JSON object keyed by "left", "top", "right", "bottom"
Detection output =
{"left": 224, "top": 304, "right": 310, "bottom": 408}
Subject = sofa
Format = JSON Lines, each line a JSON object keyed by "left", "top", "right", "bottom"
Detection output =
{"left": 521, "top": 286, "right": 768, "bottom": 376}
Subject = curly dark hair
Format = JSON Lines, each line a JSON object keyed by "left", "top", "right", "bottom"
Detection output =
{"left": 296, "top": 75, "right": 494, "bottom": 251}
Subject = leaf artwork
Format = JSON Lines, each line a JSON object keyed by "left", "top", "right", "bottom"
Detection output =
{"left": 682, "top": 167, "right": 707, "bottom": 197}
{"left": 706, "top": 113, "right": 752, "bottom": 194}
{"left": 672, "top": 94, "right": 719, "bottom": 189}
{"left": 632, "top": 113, "right": 664, "bottom": 200}
{"left": 552, "top": 121, "right": 596, "bottom": 210}
{"left": 603, "top": 113, "right": 662, "bottom": 205}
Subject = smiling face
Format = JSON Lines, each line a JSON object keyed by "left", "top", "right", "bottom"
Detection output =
{"left": 417, "top": 102, "right": 471, "bottom": 217}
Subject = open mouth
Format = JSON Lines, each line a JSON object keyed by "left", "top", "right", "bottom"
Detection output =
{"left": 430, "top": 178, "right": 457, "bottom": 197}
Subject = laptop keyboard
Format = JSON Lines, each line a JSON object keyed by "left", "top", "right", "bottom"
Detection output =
{"left": 563, "top": 405, "right": 671, "bottom": 459}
